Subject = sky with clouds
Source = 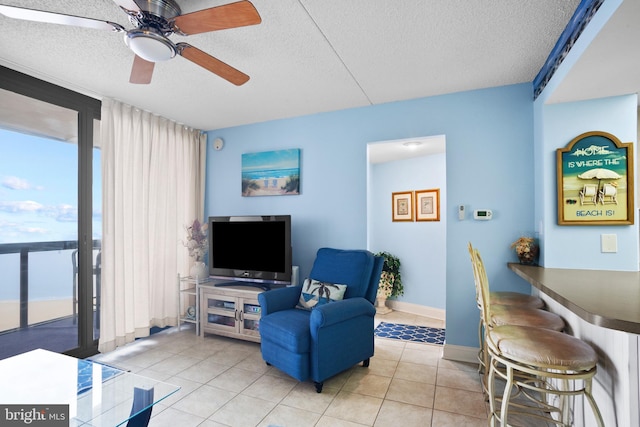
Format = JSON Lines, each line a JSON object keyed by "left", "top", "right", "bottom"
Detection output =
{"left": 0, "top": 129, "right": 101, "bottom": 244}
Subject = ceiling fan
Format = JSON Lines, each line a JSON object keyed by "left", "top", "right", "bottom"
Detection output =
{"left": 0, "top": 0, "right": 261, "bottom": 85}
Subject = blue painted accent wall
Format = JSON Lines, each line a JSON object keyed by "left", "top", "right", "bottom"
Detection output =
{"left": 205, "top": 83, "right": 535, "bottom": 348}
{"left": 540, "top": 95, "right": 638, "bottom": 270}
{"left": 369, "top": 153, "right": 447, "bottom": 309}
{"left": 532, "top": 0, "right": 638, "bottom": 272}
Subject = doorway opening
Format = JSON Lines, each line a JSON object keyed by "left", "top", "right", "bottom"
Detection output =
{"left": 366, "top": 135, "right": 447, "bottom": 319}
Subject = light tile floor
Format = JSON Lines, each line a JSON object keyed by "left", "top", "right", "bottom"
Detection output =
{"left": 91, "top": 311, "right": 489, "bottom": 427}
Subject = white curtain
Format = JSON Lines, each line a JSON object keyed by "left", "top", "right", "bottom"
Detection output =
{"left": 99, "top": 99, "right": 206, "bottom": 353}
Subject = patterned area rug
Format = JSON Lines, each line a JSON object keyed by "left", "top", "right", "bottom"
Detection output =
{"left": 374, "top": 322, "right": 446, "bottom": 345}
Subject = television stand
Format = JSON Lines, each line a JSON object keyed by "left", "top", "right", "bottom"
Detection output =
{"left": 214, "top": 280, "right": 274, "bottom": 291}
{"left": 199, "top": 282, "right": 265, "bottom": 342}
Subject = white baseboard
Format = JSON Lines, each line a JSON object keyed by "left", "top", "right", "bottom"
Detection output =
{"left": 385, "top": 304, "right": 478, "bottom": 365}
{"left": 386, "top": 300, "right": 445, "bottom": 322}
{"left": 442, "top": 344, "right": 480, "bottom": 364}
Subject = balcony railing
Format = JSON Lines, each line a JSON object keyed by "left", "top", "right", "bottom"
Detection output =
{"left": 0, "top": 240, "right": 101, "bottom": 331}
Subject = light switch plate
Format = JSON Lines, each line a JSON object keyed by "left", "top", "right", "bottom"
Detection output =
{"left": 601, "top": 234, "right": 617, "bottom": 253}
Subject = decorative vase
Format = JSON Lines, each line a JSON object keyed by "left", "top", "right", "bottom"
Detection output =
{"left": 516, "top": 243, "right": 539, "bottom": 265}
{"left": 190, "top": 261, "right": 208, "bottom": 280}
{"left": 376, "top": 270, "right": 395, "bottom": 314}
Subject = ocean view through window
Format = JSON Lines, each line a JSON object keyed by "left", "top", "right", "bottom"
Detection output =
{"left": 1, "top": 71, "right": 103, "bottom": 358}
{"left": 0, "top": 122, "right": 101, "bottom": 357}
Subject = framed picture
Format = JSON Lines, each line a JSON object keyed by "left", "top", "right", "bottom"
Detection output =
{"left": 557, "top": 131, "right": 634, "bottom": 225}
{"left": 415, "top": 188, "right": 440, "bottom": 221}
{"left": 392, "top": 191, "right": 414, "bottom": 222}
{"left": 241, "top": 149, "right": 300, "bottom": 197}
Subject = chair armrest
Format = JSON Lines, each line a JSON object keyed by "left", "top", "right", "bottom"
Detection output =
{"left": 258, "top": 286, "right": 301, "bottom": 316}
{"left": 310, "top": 297, "right": 375, "bottom": 328}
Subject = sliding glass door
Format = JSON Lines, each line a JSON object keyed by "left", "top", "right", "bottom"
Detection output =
{"left": 0, "top": 67, "right": 101, "bottom": 359}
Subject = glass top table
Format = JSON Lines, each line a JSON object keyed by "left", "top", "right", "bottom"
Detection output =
{"left": 0, "top": 349, "right": 180, "bottom": 426}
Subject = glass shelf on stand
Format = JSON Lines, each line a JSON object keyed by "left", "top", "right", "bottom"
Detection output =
{"left": 177, "top": 274, "right": 212, "bottom": 335}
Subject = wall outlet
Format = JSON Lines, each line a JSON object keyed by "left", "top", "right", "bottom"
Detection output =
{"left": 601, "top": 234, "right": 617, "bottom": 253}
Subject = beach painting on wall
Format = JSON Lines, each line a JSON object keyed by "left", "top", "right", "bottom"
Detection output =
{"left": 242, "top": 149, "right": 300, "bottom": 197}
{"left": 556, "top": 131, "right": 634, "bottom": 225}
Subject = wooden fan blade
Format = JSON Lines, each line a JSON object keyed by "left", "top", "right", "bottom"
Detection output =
{"left": 0, "top": 5, "right": 124, "bottom": 32}
{"left": 129, "top": 55, "right": 154, "bottom": 84}
{"left": 172, "top": 1, "right": 261, "bottom": 35}
{"left": 111, "top": 0, "right": 141, "bottom": 13}
{"left": 178, "top": 43, "right": 249, "bottom": 86}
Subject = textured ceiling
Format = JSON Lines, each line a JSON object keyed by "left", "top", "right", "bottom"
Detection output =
{"left": 0, "top": 0, "right": 582, "bottom": 131}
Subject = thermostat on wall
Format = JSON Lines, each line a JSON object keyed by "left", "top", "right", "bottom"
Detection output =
{"left": 473, "top": 209, "right": 493, "bottom": 220}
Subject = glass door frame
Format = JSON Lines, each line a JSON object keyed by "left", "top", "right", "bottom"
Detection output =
{"left": 0, "top": 66, "right": 101, "bottom": 358}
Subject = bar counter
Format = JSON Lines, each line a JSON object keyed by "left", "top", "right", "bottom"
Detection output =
{"left": 508, "top": 263, "right": 640, "bottom": 334}
{"left": 508, "top": 262, "right": 640, "bottom": 426}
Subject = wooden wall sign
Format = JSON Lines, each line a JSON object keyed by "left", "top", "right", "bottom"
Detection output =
{"left": 557, "top": 131, "right": 634, "bottom": 225}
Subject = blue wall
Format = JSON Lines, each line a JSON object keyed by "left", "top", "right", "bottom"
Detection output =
{"left": 532, "top": 0, "right": 638, "bottom": 271}
{"left": 205, "top": 82, "right": 535, "bottom": 348}
{"left": 540, "top": 95, "right": 638, "bottom": 270}
{"left": 369, "top": 152, "right": 447, "bottom": 309}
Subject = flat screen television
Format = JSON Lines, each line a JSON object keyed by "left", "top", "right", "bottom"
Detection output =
{"left": 208, "top": 215, "right": 292, "bottom": 290}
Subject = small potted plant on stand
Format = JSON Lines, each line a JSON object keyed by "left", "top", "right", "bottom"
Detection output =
{"left": 184, "top": 219, "right": 209, "bottom": 279}
{"left": 374, "top": 251, "right": 404, "bottom": 314}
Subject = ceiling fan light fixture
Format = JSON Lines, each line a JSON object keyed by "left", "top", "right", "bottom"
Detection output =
{"left": 125, "top": 29, "right": 176, "bottom": 62}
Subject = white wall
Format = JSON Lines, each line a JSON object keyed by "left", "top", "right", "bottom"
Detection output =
{"left": 368, "top": 152, "right": 447, "bottom": 310}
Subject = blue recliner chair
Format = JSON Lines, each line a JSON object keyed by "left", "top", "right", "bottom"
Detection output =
{"left": 258, "top": 248, "right": 384, "bottom": 393}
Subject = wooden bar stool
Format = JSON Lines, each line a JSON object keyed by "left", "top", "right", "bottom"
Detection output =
{"left": 468, "top": 243, "right": 565, "bottom": 395}
{"left": 469, "top": 244, "right": 545, "bottom": 309}
{"left": 472, "top": 247, "right": 603, "bottom": 426}
{"left": 491, "top": 291, "right": 544, "bottom": 309}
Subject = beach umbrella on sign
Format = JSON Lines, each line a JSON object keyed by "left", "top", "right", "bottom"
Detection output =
{"left": 577, "top": 168, "right": 621, "bottom": 191}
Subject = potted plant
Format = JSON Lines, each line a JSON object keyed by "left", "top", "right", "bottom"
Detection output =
{"left": 374, "top": 251, "right": 403, "bottom": 313}
{"left": 510, "top": 236, "right": 539, "bottom": 265}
